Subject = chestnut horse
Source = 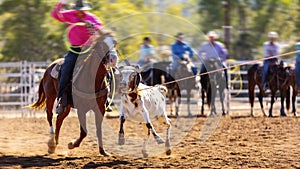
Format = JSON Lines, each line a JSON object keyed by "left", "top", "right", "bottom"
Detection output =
{"left": 247, "top": 61, "right": 291, "bottom": 117}
{"left": 29, "top": 33, "right": 117, "bottom": 156}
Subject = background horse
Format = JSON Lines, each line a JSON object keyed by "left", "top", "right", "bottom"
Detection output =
{"left": 285, "top": 67, "right": 298, "bottom": 116}
{"left": 173, "top": 61, "right": 197, "bottom": 116}
{"left": 200, "top": 59, "right": 226, "bottom": 116}
{"left": 29, "top": 33, "right": 117, "bottom": 155}
{"left": 141, "top": 62, "right": 181, "bottom": 116}
{"left": 247, "top": 62, "right": 290, "bottom": 117}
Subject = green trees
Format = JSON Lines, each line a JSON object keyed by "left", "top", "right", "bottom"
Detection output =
{"left": 0, "top": 0, "right": 299, "bottom": 61}
{"left": 198, "top": 0, "right": 298, "bottom": 60}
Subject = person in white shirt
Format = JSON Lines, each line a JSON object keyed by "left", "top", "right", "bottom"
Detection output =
{"left": 137, "top": 37, "right": 156, "bottom": 66}
{"left": 198, "top": 31, "right": 229, "bottom": 88}
{"left": 262, "top": 31, "right": 279, "bottom": 90}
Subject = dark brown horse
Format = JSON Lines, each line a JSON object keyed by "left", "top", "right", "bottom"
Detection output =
{"left": 247, "top": 62, "right": 291, "bottom": 117}
{"left": 29, "top": 32, "right": 117, "bottom": 155}
{"left": 286, "top": 67, "right": 298, "bottom": 116}
{"left": 199, "top": 59, "right": 227, "bottom": 116}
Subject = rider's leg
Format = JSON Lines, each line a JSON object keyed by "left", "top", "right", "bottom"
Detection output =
{"left": 56, "top": 50, "right": 79, "bottom": 114}
{"left": 191, "top": 66, "right": 197, "bottom": 76}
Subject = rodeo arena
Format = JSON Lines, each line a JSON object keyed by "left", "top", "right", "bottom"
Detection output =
{"left": 1, "top": 2, "right": 300, "bottom": 169}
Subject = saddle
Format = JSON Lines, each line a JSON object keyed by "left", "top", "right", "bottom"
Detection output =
{"left": 50, "top": 58, "right": 65, "bottom": 79}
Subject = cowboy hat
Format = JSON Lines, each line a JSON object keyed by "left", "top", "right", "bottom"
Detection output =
{"left": 175, "top": 32, "right": 184, "bottom": 39}
{"left": 71, "top": 0, "right": 92, "bottom": 10}
{"left": 268, "top": 31, "right": 278, "bottom": 38}
{"left": 206, "top": 31, "right": 219, "bottom": 39}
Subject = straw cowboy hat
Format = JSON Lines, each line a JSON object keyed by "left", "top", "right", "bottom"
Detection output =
{"left": 268, "top": 31, "right": 278, "bottom": 38}
{"left": 206, "top": 31, "right": 219, "bottom": 39}
{"left": 71, "top": 0, "right": 92, "bottom": 10}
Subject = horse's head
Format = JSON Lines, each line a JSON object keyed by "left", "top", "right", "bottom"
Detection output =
{"left": 93, "top": 32, "right": 118, "bottom": 68}
{"left": 119, "top": 65, "right": 142, "bottom": 93}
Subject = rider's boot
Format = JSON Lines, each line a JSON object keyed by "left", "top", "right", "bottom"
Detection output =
{"left": 56, "top": 98, "right": 65, "bottom": 115}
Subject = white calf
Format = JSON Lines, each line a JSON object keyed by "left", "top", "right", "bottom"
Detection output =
{"left": 118, "top": 65, "right": 171, "bottom": 158}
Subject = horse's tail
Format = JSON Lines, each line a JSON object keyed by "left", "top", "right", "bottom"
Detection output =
{"left": 28, "top": 77, "right": 46, "bottom": 110}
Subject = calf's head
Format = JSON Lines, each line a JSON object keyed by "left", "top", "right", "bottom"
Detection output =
{"left": 119, "top": 65, "right": 142, "bottom": 93}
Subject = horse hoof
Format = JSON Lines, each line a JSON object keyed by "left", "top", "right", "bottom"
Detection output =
{"left": 166, "top": 149, "right": 172, "bottom": 155}
{"left": 155, "top": 136, "right": 165, "bottom": 144}
{"left": 47, "top": 137, "right": 56, "bottom": 154}
{"left": 142, "top": 150, "right": 149, "bottom": 158}
{"left": 118, "top": 134, "right": 125, "bottom": 145}
{"left": 281, "top": 113, "right": 287, "bottom": 117}
{"left": 100, "top": 151, "right": 111, "bottom": 157}
{"left": 68, "top": 142, "right": 75, "bottom": 149}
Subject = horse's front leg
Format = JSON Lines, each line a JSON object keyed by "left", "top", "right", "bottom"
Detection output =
{"left": 219, "top": 89, "right": 226, "bottom": 116}
{"left": 269, "top": 94, "right": 276, "bottom": 117}
{"left": 201, "top": 89, "right": 205, "bottom": 116}
{"left": 187, "top": 89, "right": 192, "bottom": 116}
{"left": 118, "top": 115, "right": 126, "bottom": 145}
{"left": 68, "top": 107, "right": 87, "bottom": 149}
{"left": 94, "top": 105, "right": 110, "bottom": 156}
{"left": 280, "top": 91, "right": 287, "bottom": 116}
{"left": 258, "top": 88, "right": 267, "bottom": 117}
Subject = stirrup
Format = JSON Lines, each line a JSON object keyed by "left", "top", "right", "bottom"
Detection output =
{"left": 56, "top": 99, "right": 65, "bottom": 114}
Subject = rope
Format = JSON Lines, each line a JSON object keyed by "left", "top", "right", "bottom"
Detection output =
{"left": 137, "top": 50, "right": 300, "bottom": 91}
{"left": 227, "top": 59, "right": 243, "bottom": 96}
{"left": 105, "top": 67, "right": 116, "bottom": 110}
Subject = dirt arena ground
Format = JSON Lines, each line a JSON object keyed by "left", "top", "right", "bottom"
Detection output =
{"left": 0, "top": 104, "right": 300, "bottom": 168}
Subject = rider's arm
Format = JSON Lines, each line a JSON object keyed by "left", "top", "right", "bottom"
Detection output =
{"left": 186, "top": 44, "right": 194, "bottom": 58}
{"left": 171, "top": 43, "right": 179, "bottom": 60}
{"left": 51, "top": 3, "right": 73, "bottom": 22}
{"left": 218, "top": 42, "right": 228, "bottom": 62}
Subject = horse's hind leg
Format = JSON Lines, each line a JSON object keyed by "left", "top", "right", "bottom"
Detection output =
{"left": 142, "top": 124, "right": 151, "bottom": 158}
{"left": 292, "top": 89, "right": 298, "bottom": 116}
{"left": 55, "top": 106, "right": 71, "bottom": 145}
{"left": 157, "top": 115, "right": 171, "bottom": 156}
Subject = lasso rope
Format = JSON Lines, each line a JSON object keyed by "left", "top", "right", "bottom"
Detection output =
{"left": 137, "top": 50, "right": 300, "bottom": 91}
{"left": 227, "top": 59, "right": 243, "bottom": 96}
{"left": 105, "top": 67, "right": 116, "bottom": 110}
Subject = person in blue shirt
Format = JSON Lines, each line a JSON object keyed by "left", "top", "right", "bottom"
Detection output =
{"left": 262, "top": 31, "right": 279, "bottom": 90}
{"left": 171, "top": 33, "right": 197, "bottom": 75}
{"left": 295, "top": 42, "right": 300, "bottom": 88}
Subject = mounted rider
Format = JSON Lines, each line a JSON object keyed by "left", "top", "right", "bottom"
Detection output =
{"left": 198, "top": 31, "right": 229, "bottom": 88}
{"left": 262, "top": 31, "right": 279, "bottom": 90}
{"left": 171, "top": 33, "right": 197, "bottom": 76}
{"left": 51, "top": 0, "right": 103, "bottom": 114}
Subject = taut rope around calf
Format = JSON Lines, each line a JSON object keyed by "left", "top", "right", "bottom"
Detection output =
{"left": 137, "top": 50, "right": 300, "bottom": 92}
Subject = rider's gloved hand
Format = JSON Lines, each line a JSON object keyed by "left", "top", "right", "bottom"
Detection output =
{"left": 85, "top": 20, "right": 95, "bottom": 28}
{"left": 59, "top": 0, "right": 72, "bottom": 4}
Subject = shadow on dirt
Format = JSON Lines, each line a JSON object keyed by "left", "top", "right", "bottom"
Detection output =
{"left": 0, "top": 155, "right": 85, "bottom": 168}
